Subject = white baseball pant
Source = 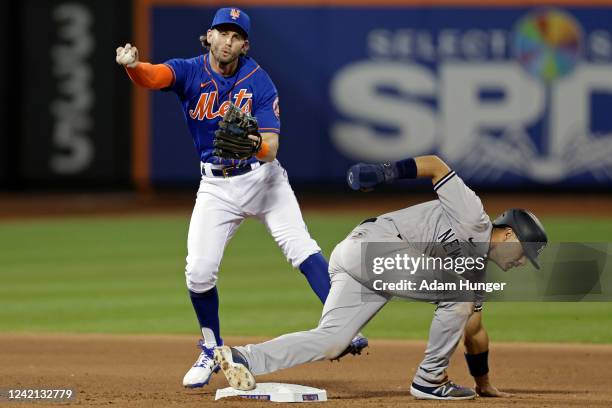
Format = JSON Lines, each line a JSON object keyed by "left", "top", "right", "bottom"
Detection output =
{"left": 185, "top": 160, "right": 321, "bottom": 293}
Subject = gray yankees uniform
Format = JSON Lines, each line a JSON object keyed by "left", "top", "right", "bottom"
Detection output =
{"left": 235, "top": 170, "right": 492, "bottom": 387}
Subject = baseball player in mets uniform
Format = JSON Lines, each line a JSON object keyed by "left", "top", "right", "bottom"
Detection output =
{"left": 115, "top": 7, "right": 366, "bottom": 388}
{"left": 213, "top": 155, "right": 548, "bottom": 400}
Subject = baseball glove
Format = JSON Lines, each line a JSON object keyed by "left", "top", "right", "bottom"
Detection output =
{"left": 213, "top": 104, "right": 262, "bottom": 160}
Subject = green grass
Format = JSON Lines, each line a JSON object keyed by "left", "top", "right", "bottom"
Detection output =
{"left": 0, "top": 214, "right": 611, "bottom": 343}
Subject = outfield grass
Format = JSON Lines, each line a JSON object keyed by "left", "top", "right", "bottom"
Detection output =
{"left": 0, "top": 213, "right": 611, "bottom": 343}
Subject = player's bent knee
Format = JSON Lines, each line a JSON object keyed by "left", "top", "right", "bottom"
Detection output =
{"left": 286, "top": 243, "right": 322, "bottom": 268}
{"left": 186, "top": 279, "right": 216, "bottom": 293}
{"left": 185, "top": 257, "right": 219, "bottom": 292}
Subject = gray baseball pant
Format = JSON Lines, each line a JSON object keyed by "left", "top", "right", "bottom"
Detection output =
{"left": 235, "top": 236, "right": 474, "bottom": 387}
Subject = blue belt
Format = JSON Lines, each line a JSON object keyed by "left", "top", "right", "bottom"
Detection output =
{"left": 202, "top": 161, "right": 265, "bottom": 178}
{"left": 209, "top": 166, "right": 254, "bottom": 178}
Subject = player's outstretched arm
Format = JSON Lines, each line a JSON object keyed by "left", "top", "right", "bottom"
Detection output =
{"left": 464, "top": 311, "right": 511, "bottom": 398}
{"left": 347, "top": 154, "right": 450, "bottom": 191}
{"left": 116, "top": 43, "right": 173, "bottom": 90}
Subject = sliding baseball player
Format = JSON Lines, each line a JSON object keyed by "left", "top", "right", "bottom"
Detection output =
{"left": 212, "top": 155, "right": 547, "bottom": 400}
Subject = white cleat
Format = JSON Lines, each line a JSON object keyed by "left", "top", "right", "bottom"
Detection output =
{"left": 182, "top": 340, "right": 219, "bottom": 388}
{"left": 214, "top": 346, "right": 256, "bottom": 391}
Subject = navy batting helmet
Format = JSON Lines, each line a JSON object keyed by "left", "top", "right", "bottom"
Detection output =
{"left": 492, "top": 209, "right": 548, "bottom": 269}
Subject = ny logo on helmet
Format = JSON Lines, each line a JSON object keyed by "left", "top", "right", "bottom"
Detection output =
{"left": 537, "top": 244, "right": 546, "bottom": 256}
{"left": 230, "top": 9, "right": 241, "bottom": 20}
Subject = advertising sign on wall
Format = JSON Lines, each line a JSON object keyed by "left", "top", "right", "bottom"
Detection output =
{"left": 141, "top": 2, "right": 612, "bottom": 189}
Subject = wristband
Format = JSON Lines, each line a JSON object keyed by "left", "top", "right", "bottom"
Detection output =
{"left": 395, "top": 158, "right": 417, "bottom": 179}
{"left": 255, "top": 141, "right": 270, "bottom": 160}
{"left": 465, "top": 350, "right": 489, "bottom": 377}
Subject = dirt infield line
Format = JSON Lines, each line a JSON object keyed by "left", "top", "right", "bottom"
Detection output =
{"left": 1, "top": 333, "right": 611, "bottom": 407}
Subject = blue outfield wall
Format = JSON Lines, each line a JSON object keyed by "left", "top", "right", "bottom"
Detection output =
{"left": 149, "top": 6, "right": 612, "bottom": 189}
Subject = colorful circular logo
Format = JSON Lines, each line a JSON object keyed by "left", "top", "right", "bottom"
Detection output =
{"left": 513, "top": 9, "right": 582, "bottom": 82}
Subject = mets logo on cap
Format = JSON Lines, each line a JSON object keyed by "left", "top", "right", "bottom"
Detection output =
{"left": 230, "top": 8, "right": 241, "bottom": 20}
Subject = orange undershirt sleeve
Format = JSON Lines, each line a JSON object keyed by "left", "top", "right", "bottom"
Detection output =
{"left": 125, "top": 63, "right": 174, "bottom": 90}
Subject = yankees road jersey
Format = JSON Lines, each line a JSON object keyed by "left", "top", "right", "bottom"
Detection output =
{"left": 384, "top": 170, "right": 492, "bottom": 256}
{"left": 163, "top": 53, "right": 280, "bottom": 165}
{"left": 347, "top": 170, "right": 492, "bottom": 296}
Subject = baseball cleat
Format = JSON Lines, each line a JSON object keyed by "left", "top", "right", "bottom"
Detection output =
{"left": 410, "top": 381, "right": 476, "bottom": 400}
{"left": 182, "top": 340, "right": 220, "bottom": 388}
{"left": 333, "top": 334, "right": 369, "bottom": 361}
{"left": 214, "top": 346, "right": 256, "bottom": 391}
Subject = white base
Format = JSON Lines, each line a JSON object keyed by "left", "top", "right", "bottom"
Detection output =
{"left": 215, "top": 382, "right": 327, "bottom": 403}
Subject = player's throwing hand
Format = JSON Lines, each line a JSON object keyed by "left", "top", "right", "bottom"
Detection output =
{"left": 116, "top": 43, "right": 139, "bottom": 68}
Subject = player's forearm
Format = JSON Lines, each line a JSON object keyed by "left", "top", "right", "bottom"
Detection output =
{"left": 464, "top": 312, "right": 492, "bottom": 386}
{"left": 125, "top": 62, "right": 174, "bottom": 89}
{"left": 462, "top": 305, "right": 508, "bottom": 398}
{"left": 464, "top": 323, "right": 489, "bottom": 355}
{"left": 465, "top": 333, "right": 492, "bottom": 389}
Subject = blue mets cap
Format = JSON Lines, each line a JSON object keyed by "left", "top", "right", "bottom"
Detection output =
{"left": 211, "top": 7, "right": 250, "bottom": 38}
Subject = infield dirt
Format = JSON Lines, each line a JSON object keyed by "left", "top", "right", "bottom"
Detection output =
{"left": 1, "top": 334, "right": 611, "bottom": 407}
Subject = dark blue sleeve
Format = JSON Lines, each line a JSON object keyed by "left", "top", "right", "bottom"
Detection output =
{"left": 163, "top": 57, "right": 197, "bottom": 99}
{"left": 253, "top": 71, "right": 280, "bottom": 134}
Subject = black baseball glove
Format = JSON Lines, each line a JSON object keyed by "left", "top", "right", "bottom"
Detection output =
{"left": 213, "top": 104, "right": 262, "bottom": 160}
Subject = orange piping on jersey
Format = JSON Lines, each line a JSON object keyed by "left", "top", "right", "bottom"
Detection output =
{"left": 259, "top": 128, "right": 280, "bottom": 133}
{"left": 126, "top": 63, "right": 174, "bottom": 89}
{"left": 234, "top": 65, "right": 261, "bottom": 88}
